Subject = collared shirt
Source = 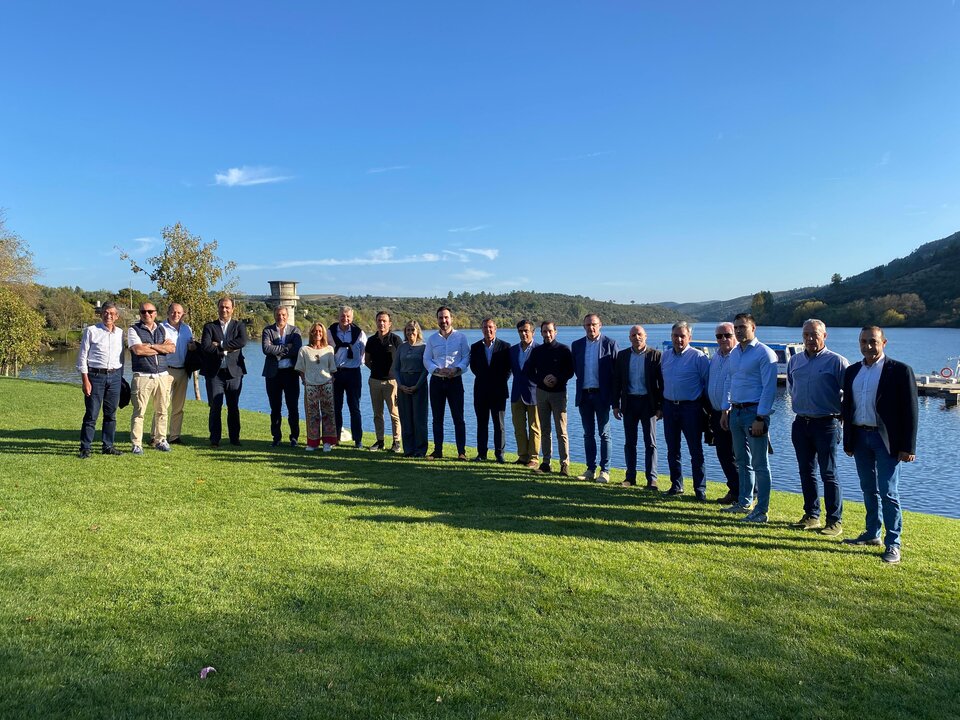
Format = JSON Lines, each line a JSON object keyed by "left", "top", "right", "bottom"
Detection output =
{"left": 219, "top": 319, "right": 232, "bottom": 369}
{"left": 516, "top": 342, "right": 534, "bottom": 370}
{"left": 334, "top": 325, "right": 367, "bottom": 368}
{"left": 852, "top": 355, "right": 885, "bottom": 427}
{"left": 274, "top": 325, "right": 294, "bottom": 369}
{"left": 707, "top": 349, "right": 732, "bottom": 410}
{"left": 788, "top": 347, "right": 849, "bottom": 417}
{"left": 423, "top": 329, "right": 471, "bottom": 375}
{"left": 484, "top": 340, "right": 494, "bottom": 365}
{"left": 77, "top": 322, "right": 125, "bottom": 373}
{"left": 161, "top": 320, "right": 193, "bottom": 368}
{"left": 661, "top": 345, "right": 709, "bottom": 402}
{"left": 626, "top": 348, "right": 648, "bottom": 395}
{"left": 722, "top": 338, "right": 778, "bottom": 416}
{"left": 583, "top": 337, "right": 601, "bottom": 389}
{"left": 127, "top": 322, "right": 170, "bottom": 376}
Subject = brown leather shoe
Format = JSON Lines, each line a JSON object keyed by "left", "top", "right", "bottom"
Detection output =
{"left": 559, "top": 462, "right": 571, "bottom": 477}
{"left": 528, "top": 460, "right": 542, "bottom": 469}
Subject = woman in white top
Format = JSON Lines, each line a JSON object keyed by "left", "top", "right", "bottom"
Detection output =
{"left": 295, "top": 323, "right": 338, "bottom": 451}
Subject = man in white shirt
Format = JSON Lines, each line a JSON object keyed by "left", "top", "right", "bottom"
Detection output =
{"left": 423, "top": 306, "right": 470, "bottom": 460}
{"left": 328, "top": 306, "right": 367, "bottom": 448}
{"left": 158, "top": 302, "right": 195, "bottom": 445}
{"left": 76, "top": 301, "right": 125, "bottom": 458}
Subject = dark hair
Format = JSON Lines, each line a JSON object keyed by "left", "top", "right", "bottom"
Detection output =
{"left": 540, "top": 320, "right": 556, "bottom": 331}
{"left": 860, "top": 325, "right": 885, "bottom": 339}
{"left": 516, "top": 319, "right": 533, "bottom": 331}
{"left": 733, "top": 312, "right": 755, "bottom": 325}
{"left": 481, "top": 317, "right": 495, "bottom": 326}
{"left": 101, "top": 301, "right": 118, "bottom": 312}
{"left": 436, "top": 305, "right": 452, "bottom": 318}
{"left": 376, "top": 310, "right": 391, "bottom": 321}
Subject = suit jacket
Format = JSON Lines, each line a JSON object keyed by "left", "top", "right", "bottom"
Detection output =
{"left": 509, "top": 341, "right": 538, "bottom": 405}
{"left": 611, "top": 347, "right": 664, "bottom": 415}
{"left": 261, "top": 323, "right": 303, "bottom": 378}
{"left": 842, "top": 356, "right": 918, "bottom": 456}
{"left": 200, "top": 319, "right": 248, "bottom": 379}
{"left": 571, "top": 335, "right": 619, "bottom": 407}
{"left": 469, "top": 338, "right": 512, "bottom": 410}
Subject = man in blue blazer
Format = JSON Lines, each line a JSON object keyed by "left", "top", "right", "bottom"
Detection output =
{"left": 468, "top": 318, "right": 512, "bottom": 462}
{"left": 261, "top": 305, "right": 303, "bottom": 447}
{"left": 509, "top": 319, "right": 540, "bottom": 468}
{"left": 200, "top": 297, "right": 248, "bottom": 447}
{"left": 571, "top": 313, "right": 619, "bottom": 483}
{"left": 841, "top": 326, "right": 918, "bottom": 564}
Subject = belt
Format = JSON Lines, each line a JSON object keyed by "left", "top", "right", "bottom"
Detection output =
{"left": 797, "top": 414, "right": 840, "bottom": 421}
{"left": 666, "top": 399, "right": 697, "bottom": 405}
{"left": 730, "top": 402, "right": 758, "bottom": 409}
{"left": 854, "top": 424, "right": 878, "bottom": 431}
{"left": 168, "top": 365, "right": 184, "bottom": 369}
{"left": 87, "top": 367, "right": 120, "bottom": 375}
{"left": 583, "top": 388, "right": 600, "bottom": 394}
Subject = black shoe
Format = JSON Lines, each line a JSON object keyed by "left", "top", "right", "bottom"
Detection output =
{"left": 665, "top": 487, "right": 683, "bottom": 496}
{"left": 536, "top": 462, "right": 552, "bottom": 474}
{"left": 716, "top": 492, "right": 737, "bottom": 504}
{"left": 471, "top": 455, "right": 487, "bottom": 462}
{"left": 101, "top": 446, "right": 123, "bottom": 456}
{"left": 290, "top": 439, "right": 298, "bottom": 447}
{"left": 644, "top": 482, "right": 660, "bottom": 492}
{"left": 495, "top": 455, "right": 506, "bottom": 464}
{"left": 169, "top": 437, "right": 184, "bottom": 445}
{"left": 78, "top": 449, "right": 91, "bottom": 459}
{"left": 513, "top": 458, "right": 527, "bottom": 465}
{"left": 230, "top": 441, "right": 242, "bottom": 447}
{"left": 271, "top": 439, "right": 281, "bottom": 447}
{"left": 428, "top": 450, "right": 443, "bottom": 460}
{"left": 695, "top": 493, "right": 708, "bottom": 502}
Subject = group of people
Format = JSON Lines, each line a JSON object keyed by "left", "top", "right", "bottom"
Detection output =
{"left": 76, "top": 301, "right": 919, "bottom": 564}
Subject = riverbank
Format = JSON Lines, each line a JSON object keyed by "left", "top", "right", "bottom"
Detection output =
{"left": 2, "top": 378, "right": 958, "bottom": 719}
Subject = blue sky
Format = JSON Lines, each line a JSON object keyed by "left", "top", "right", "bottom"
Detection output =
{"left": 2, "top": 1, "right": 959, "bottom": 303}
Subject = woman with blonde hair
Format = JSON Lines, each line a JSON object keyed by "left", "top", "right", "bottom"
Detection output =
{"left": 295, "top": 322, "right": 338, "bottom": 451}
{"left": 391, "top": 320, "right": 429, "bottom": 457}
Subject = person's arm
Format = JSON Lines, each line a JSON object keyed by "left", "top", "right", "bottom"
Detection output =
{"left": 222, "top": 322, "right": 247, "bottom": 351}
{"left": 77, "top": 326, "right": 93, "bottom": 395}
{"left": 469, "top": 342, "right": 481, "bottom": 377}
{"left": 354, "top": 330, "right": 367, "bottom": 365}
{"left": 127, "top": 325, "right": 156, "bottom": 356}
{"left": 201, "top": 324, "right": 219, "bottom": 356}
{"left": 899, "top": 363, "right": 919, "bottom": 461}
{"left": 756, "top": 347, "right": 779, "bottom": 417}
{"left": 611, "top": 353, "right": 623, "bottom": 420}
{"left": 413, "top": 348, "right": 428, "bottom": 390}
{"left": 155, "top": 326, "right": 176, "bottom": 355}
{"left": 423, "top": 335, "right": 440, "bottom": 374}
{"left": 262, "top": 327, "right": 283, "bottom": 358}
{"left": 454, "top": 334, "right": 471, "bottom": 376}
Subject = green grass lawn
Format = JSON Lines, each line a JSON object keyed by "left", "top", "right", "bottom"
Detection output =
{"left": 1, "top": 377, "right": 958, "bottom": 719}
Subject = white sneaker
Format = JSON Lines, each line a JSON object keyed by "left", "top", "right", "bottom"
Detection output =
{"left": 305, "top": 445, "right": 317, "bottom": 452}
{"left": 577, "top": 468, "right": 596, "bottom": 482}
{"left": 322, "top": 443, "right": 332, "bottom": 452}
{"left": 596, "top": 470, "right": 610, "bottom": 484}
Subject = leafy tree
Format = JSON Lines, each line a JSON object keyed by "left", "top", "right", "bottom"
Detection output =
{"left": 831, "top": 273, "right": 842, "bottom": 286}
{"left": 0, "top": 210, "right": 37, "bottom": 287}
{"left": 750, "top": 290, "right": 775, "bottom": 323}
{"left": 41, "top": 287, "right": 97, "bottom": 342}
{"left": 120, "top": 222, "right": 236, "bottom": 326}
{"left": 0, "top": 286, "right": 45, "bottom": 376}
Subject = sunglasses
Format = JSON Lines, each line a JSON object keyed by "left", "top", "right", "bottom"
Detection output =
{"left": 140, "top": 309, "right": 156, "bottom": 315}
{"left": 716, "top": 333, "right": 733, "bottom": 339}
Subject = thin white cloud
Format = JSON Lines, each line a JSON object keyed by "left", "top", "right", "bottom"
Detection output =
{"left": 237, "top": 246, "right": 442, "bottom": 272}
{"left": 367, "top": 165, "right": 409, "bottom": 174}
{"left": 442, "top": 250, "right": 469, "bottom": 262}
{"left": 103, "top": 236, "right": 157, "bottom": 257}
{"left": 214, "top": 166, "right": 292, "bottom": 187}
{"left": 447, "top": 225, "right": 489, "bottom": 233}
{"left": 558, "top": 150, "right": 612, "bottom": 161}
{"left": 453, "top": 268, "right": 493, "bottom": 281}
{"left": 463, "top": 248, "right": 498, "bottom": 261}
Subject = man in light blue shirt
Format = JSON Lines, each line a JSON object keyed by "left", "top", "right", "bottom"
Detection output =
{"left": 720, "top": 313, "right": 778, "bottom": 522}
{"left": 571, "top": 314, "right": 618, "bottom": 483}
{"left": 787, "top": 319, "right": 849, "bottom": 536}
{"left": 707, "top": 322, "right": 740, "bottom": 505}
{"left": 660, "top": 321, "right": 709, "bottom": 499}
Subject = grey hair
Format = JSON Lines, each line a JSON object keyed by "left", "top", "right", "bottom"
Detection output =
{"left": 671, "top": 321, "right": 692, "bottom": 334}
{"left": 339, "top": 305, "right": 354, "bottom": 315}
{"left": 715, "top": 321, "right": 734, "bottom": 333}
{"left": 803, "top": 318, "right": 826, "bottom": 334}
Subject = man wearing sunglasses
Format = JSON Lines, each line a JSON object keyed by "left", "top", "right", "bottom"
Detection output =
{"left": 707, "top": 322, "right": 740, "bottom": 504}
{"left": 127, "top": 302, "right": 176, "bottom": 455}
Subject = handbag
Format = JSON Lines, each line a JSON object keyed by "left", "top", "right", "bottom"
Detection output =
{"left": 119, "top": 377, "right": 131, "bottom": 409}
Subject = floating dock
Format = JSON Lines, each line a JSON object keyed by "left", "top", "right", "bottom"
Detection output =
{"left": 916, "top": 375, "right": 960, "bottom": 407}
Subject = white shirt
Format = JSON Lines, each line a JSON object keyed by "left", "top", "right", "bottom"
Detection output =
{"left": 161, "top": 320, "right": 193, "bottom": 368}
{"left": 334, "top": 325, "right": 367, "bottom": 369}
{"left": 127, "top": 322, "right": 170, "bottom": 376}
{"left": 76, "top": 323, "right": 125, "bottom": 373}
{"left": 852, "top": 356, "right": 885, "bottom": 427}
{"left": 424, "top": 329, "right": 471, "bottom": 375}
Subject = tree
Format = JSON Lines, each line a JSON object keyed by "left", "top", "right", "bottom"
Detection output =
{"left": 831, "top": 273, "right": 842, "bottom": 286}
{"left": 0, "top": 210, "right": 38, "bottom": 287}
{"left": 120, "top": 222, "right": 237, "bottom": 398}
{"left": 120, "top": 222, "right": 237, "bottom": 326}
{"left": 41, "top": 287, "right": 97, "bottom": 343}
{"left": 0, "top": 286, "right": 46, "bottom": 376}
{"left": 750, "top": 290, "right": 775, "bottom": 322}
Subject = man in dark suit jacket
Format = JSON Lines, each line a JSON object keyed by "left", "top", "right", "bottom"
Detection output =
{"left": 469, "top": 318, "right": 512, "bottom": 462}
{"left": 841, "top": 326, "right": 918, "bottom": 565}
{"left": 612, "top": 325, "right": 664, "bottom": 489}
{"left": 261, "top": 305, "right": 303, "bottom": 447}
{"left": 571, "top": 313, "right": 619, "bottom": 483}
{"left": 200, "top": 297, "right": 248, "bottom": 447}
{"left": 509, "top": 319, "right": 540, "bottom": 468}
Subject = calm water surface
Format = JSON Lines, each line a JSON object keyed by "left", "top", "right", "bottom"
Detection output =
{"left": 23, "top": 324, "right": 960, "bottom": 519}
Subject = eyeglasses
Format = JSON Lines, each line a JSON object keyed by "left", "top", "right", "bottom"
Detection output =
{"left": 140, "top": 310, "right": 156, "bottom": 315}
{"left": 716, "top": 333, "right": 733, "bottom": 339}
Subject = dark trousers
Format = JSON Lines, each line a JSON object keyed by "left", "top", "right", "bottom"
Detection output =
{"left": 792, "top": 416, "right": 843, "bottom": 523}
{"left": 333, "top": 366, "right": 363, "bottom": 445}
{"left": 622, "top": 394, "right": 658, "bottom": 484}
{"left": 578, "top": 391, "right": 613, "bottom": 472}
{"left": 430, "top": 375, "right": 466, "bottom": 455}
{"left": 79, "top": 371, "right": 122, "bottom": 451}
{"left": 662, "top": 399, "right": 706, "bottom": 495}
{"left": 474, "top": 393, "right": 506, "bottom": 459}
{"left": 710, "top": 408, "right": 739, "bottom": 495}
{"left": 206, "top": 371, "right": 242, "bottom": 444}
{"left": 265, "top": 368, "right": 301, "bottom": 442}
{"left": 398, "top": 384, "right": 429, "bottom": 457}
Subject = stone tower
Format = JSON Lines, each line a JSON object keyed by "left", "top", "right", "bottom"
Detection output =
{"left": 267, "top": 281, "right": 300, "bottom": 326}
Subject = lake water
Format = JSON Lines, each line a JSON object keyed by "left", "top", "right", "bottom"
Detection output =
{"left": 22, "top": 324, "right": 960, "bottom": 519}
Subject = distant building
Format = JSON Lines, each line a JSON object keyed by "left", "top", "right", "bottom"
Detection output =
{"left": 267, "top": 281, "right": 300, "bottom": 325}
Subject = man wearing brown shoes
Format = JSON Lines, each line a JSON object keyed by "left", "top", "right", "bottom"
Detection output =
{"left": 526, "top": 321, "right": 575, "bottom": 476}
{"left": 509, "top": 319, "right": 541, "bottom": 469}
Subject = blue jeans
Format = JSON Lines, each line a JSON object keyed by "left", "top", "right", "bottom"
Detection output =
{"left": 79, "top": 370, "right": 122, "bottom": 451}
{"left": 579, "top": 391, "right": 612, "bottom": 472}
{"left": 852, "top": 428, "right": 903, "bottom": 549}
{"left": 662, "top": 400, "right": 705, "bottom": 495}
{"left": 792, "top": 416, "right": 842, "bottom": 523}
{"left": 730, "top": 406, "right": 771, "bottom": 513}
{"left": 622, "top": 394, "right": 658, "bottom": 484}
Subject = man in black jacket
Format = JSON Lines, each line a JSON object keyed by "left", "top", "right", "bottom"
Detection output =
{"left": 526, "top": 321, "right": 575, "bottom": 476}
{"left": 469, "top": 318, "right": 512, "bottom": 462}
{"left": 841, "top": 326, "right": 918, "bottom": 564}
{"left": 364, "top": 310, "right": 402, "bottom": 452}
{"left": 612, "top": 325, "right": 663, "bottom": 489}
{"left": 200, "top": 297, "right": 248, "bottom": 447}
